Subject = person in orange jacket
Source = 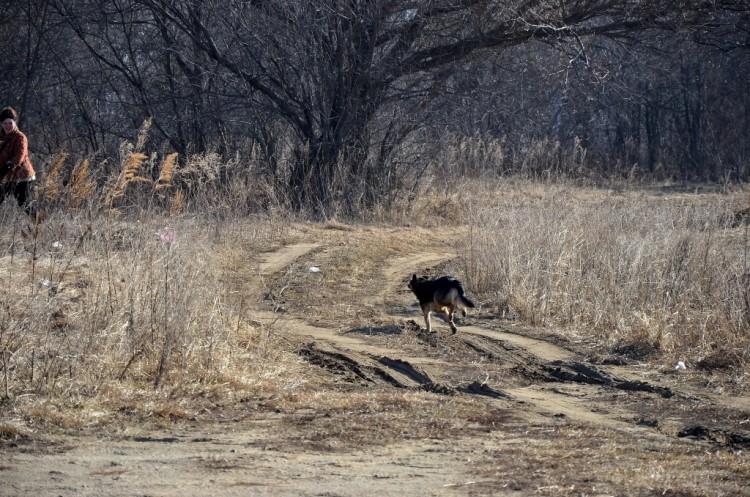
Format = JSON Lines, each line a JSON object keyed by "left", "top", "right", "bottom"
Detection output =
{"left": 0, "top": 107, "right": 36, "bottom": 216}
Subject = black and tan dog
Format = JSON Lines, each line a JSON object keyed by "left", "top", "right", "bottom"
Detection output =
{"left": 408, "top": 274, "right": 476, "bottom": 334}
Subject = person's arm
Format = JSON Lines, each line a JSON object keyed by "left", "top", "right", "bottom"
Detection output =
{"left": 0, "top": 138, "right": 13, "bottom": 175}
{"left": 3, "top": 134, "right": 27, "bottom": 173}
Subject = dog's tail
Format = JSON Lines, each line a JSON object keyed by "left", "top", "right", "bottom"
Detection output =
{"left": 453, "top": 280, "right": 475, "bottom": 309}
{"left": 456, "top": 286, "right": 475, "bottom": 318}
{"left": 459, "top": 294, "right": 476, "bottom": 309}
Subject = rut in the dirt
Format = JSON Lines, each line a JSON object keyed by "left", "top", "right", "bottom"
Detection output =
{"left": 261, "top": 241, "right": 750, "bottom": 452}
{"left": 298, "top": 313, "right": 678, "bottom": 400}
{"left": 298, "top": 327, "right": 671, "bottom": 409}
{"left": 297, "top": 345, "right": 375, "bottom": 385}
{"left": 297, "top": 341, "right": 508, "bottom": 398}
{"left": 678, "top": 425, "right": 750, "bottom": 449}
{"left": 543, "top": 360, "right": 675, "bottom": 398}
{"left": 377, "top": 357, "right": 432, "bottom": 385}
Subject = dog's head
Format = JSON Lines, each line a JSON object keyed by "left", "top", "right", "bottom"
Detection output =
{"left": 408, "top": 274, "right": 425, "bottom": 293}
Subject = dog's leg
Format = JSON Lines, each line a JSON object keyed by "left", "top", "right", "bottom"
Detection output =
{"left": 448, "top": 306, "right": 457, "bottom": 334}
{"left": 423, "top": 308, "right": 432, "bottom": 333}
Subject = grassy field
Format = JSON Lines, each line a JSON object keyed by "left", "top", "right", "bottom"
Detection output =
{"left": 2, "top": 152, "right": 749, "bottom": 415}
{"left": 1, "top": 148, "right": 749, "bottom": 495}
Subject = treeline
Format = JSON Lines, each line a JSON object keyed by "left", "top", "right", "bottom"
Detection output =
{"left": 1, "top": 1, "right": 749, "bottom": 214}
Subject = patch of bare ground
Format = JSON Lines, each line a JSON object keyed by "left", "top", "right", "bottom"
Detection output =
{"left": 3, "top": 217, "right": 750, "bottom": 497}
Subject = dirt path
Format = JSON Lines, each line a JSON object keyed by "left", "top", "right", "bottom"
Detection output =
{"left": 255, "top": 243, "right": 674, "bottom": 432}
{"left": 4, "top": 229, "right": 750, "bottom": 496}
{"left": 4, "top": 428, "right": 499, "bottom": 497}
{"left": 258, "top": 243, "right": 322, "bottom": 276}
{"left": 247, "top": 238, "right": 750, "bottom": 448}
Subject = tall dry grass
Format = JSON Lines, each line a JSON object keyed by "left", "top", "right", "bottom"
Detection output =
{"left": 458, "top": 179, "right": 750, "bottom": 369}
{"left": 1, "top": 123, "right": 749, "bottom": 425}
{"left": 0, "top": 133, "right": 306, "bottom": 422}
{"left": 0, "top": 213, "right": 307, "bottom": 420}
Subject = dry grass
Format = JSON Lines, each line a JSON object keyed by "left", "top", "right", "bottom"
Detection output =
{"left": 38, "top": 153, "right": 67, "bottom": 207}
{"left": 0, "top": 210, "right": 306, "bottom": 426}
{"left": 1, "top": 157, "right": 749, "bottom": 495}
{"left": 0, "top": 122, "right": 748, "bottom": 497}
{"left": 68, "top": 158, "right": 96, "bottom": 209}
{"left": 0, "top": 135, "right": 748, "bottom": 437}
{"left": 473, "top": 424, "right": 750, "bottom": 496}
{"left": 458, "top": 179, "right": 750, "bottom": 373}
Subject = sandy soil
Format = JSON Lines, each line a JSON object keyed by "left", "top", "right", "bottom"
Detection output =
{"left": 3, "top": 225, "right": 750, "bottom": 496}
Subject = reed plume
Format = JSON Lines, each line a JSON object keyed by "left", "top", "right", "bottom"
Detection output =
{"left": 68, "top": 158, "right": 96, "bottom": 209}
{"left": 135, "top": 117, "right": 152, "bottom": 152}
{"left": 106, "top": 152, "right": 148, "bottom": 206}
{"left": 41, "top": 153, "right": 68, "bottom": 205}
{"left": 156, "top": 152, "right": 178, "bottom": 189}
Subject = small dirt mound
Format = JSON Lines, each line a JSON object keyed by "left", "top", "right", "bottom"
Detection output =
{"left": 544, "top": 360, "right": 674, "bottom": 398}
{"left": 458, "top": 334, "right": 527, "bottom": 365}
{"left": 610, "top": 339, "right": 661, "bottom": 361}
{"left": 378, "top": 357, "right": 434, "bottom": 385}
{"left": 420, "top": 382, "right": 456, "bottom": 395}
{"left": 459, "top": 381, "right": 510, "bottom": 399}
{"left": 678, "top": 425, "right": 750, "bottom": 449}
{"left": 297, "top": 345, "right": 374, "bottom": 384}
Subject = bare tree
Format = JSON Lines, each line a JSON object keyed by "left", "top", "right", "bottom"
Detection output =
{"left": 5, "top": 0, "right": 745, "bottom": 210}
{"left": 127, "top": 1, "right": 738, "bottom": 209}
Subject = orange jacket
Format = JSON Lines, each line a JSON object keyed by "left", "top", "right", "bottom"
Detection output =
{"left": 0, "top": 129, "right": 35, "bottom": 183}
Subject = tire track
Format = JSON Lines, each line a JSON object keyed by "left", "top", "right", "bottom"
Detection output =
{"left": 298, "top": 341, "right": 432, "bottom": 389}
{"left": 248, "top": 242, "right": 750, "bottom": 446}
{"left": 257, "top": 243, "right": 321, "bottom": 276}
{"left": 461, "top": 325, "right": 575, "bottom": 363}
{"left": 256, "top": 245, "right": 659, "bottom": 421}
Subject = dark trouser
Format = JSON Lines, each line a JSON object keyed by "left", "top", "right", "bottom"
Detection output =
{"left": 0, "top": 181, "right": 35, "bottom": 216}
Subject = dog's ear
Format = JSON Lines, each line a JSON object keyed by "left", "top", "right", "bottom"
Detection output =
{"left": 411, "top": 274, "right": 418, "bottom": 282}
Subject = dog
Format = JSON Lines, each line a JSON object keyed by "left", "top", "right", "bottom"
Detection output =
{"left": 408, "top": 274, "right": 476, "bottom": 334}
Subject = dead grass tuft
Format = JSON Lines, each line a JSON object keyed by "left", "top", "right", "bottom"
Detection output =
{"left": 323, "top": 219, "right": 353, "bottom": 231}
{"left": 0, "top": 421, "right": 32, "bottom": 441}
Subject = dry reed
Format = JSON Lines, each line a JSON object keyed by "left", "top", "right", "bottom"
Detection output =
{"left": 68, "top": 158, "right": 96, "bottom": 209}
{"left": 135, "top": 117, "right": 152, "bottom": 152}
{"left": 105, "top": 152, "right": 148, "bottom": 206}
{"left": 156, "top": 152, "right": 178, "bottom": 188}
{"left": 40, "top": 153, "right": 67, "bottom": 206}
